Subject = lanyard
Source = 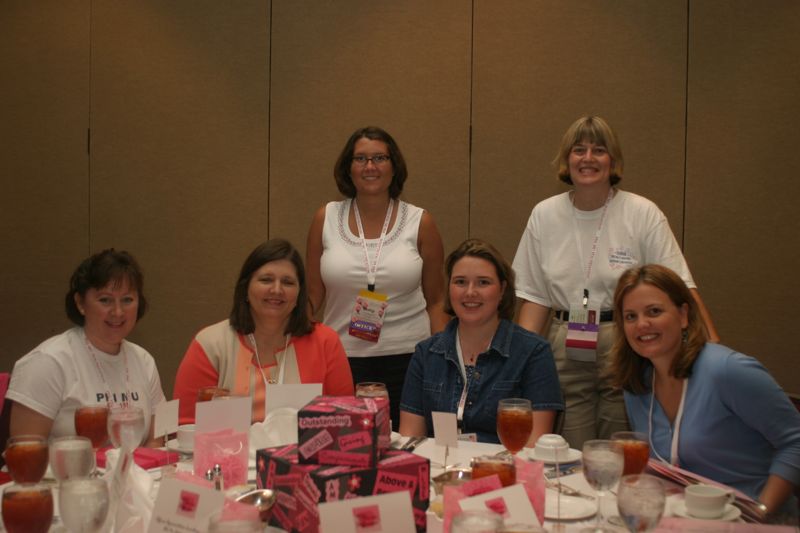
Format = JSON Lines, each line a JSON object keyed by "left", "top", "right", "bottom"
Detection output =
{"left": 570, "top": 188, "right": 613, "bottom": 307}
{"left": 353, "top": 198, "right": 394, "bottom": 292}
{"left": 84, "top": 333, "right": 131, "bottom": 408}
{"left": 454, "top": 329, "right": 492, "bottom": 428}
{"left": 249, "top": 333, "right": 290, "bottom": 386}
{"left": 648, "top": 372, "right": 688, "bottom": 467}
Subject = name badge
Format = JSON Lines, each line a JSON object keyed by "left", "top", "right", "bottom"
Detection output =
{"left": 348, "top": 289, "right": 388, "bottom": 343}
{"left": 565, "top": 305, "right": 599, "bottom": 362}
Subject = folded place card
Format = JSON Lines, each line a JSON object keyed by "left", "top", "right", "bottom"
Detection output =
{"left": 147, "top": 476, "right": 225, "bottom": 533}
{"left": 196, "top": 395, "right": 251, "bottom": 434}
{"left": 318, "top": 491, "right": 415, "bottom": 533}
{"left": 154, "top": 399, "right": 179, "bottom": 439}
{"left": 458, "top": 483, "right": 539, "bottom": 526}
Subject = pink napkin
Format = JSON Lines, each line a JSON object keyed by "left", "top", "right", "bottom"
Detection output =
{"left": 96, "top": 446, "right": 179, "bottom": 469}
{"left": 443, "top": 474, "right": 503, "bottom": 532}
{"left": 515, "top": 456, "right": 545, "bottom": 524}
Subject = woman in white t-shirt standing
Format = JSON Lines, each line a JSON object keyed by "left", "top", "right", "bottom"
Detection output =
{"left": 512, "top": 115, "right": 719, "bottom": 449}
{"left": 306, "top": 126, "right": 448, "bottom": 429}
{"left": 7, "top": 249, "right": 165, "bottom": 446}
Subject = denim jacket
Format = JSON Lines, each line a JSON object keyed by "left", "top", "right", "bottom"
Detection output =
{"left": 400, "top": 318, "right": 563, "bottom": 443}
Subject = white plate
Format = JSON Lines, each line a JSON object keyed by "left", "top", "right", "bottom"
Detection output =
{"left": 672, "top": 500, "right": 741, "bottom": 521}
{"left": 526, "top": 447, "right": 582, "bottom": 464}
{"left": 165, "top": 438, "right": 193, "bottom": 455}
{"left": 544, "top": 493, "right": 596, "bottom": 520}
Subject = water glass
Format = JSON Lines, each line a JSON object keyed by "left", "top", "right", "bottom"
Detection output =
{"left": 580, "top": 439, "right": 624, "bottom": 533}
{"left": 4, "top": 434, "right": 48, "bottom": 483}
{"left": 49, "top": 435, "right": 95, "bottom": 481}
{"left": 451, "top": 510, "right": 503, "bottom": 532}
{"left": 616, "top": 474, "right": 666, "bottom": 532}
{"left": 107, "top": 405, "right": 146, "bottom": 450}
{"left": 59, "top": 478, "right": 110, "bottom": 533}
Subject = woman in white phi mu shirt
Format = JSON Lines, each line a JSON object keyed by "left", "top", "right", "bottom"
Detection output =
{"left": 7, "top": 249, "right": 165, "bottom": 446}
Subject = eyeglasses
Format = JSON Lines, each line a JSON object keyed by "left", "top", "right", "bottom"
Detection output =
{"left": 352, "top": 154, "right": 391, "bottom": 166}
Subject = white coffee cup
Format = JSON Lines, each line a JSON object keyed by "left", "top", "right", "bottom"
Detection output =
{"left": 534, "top": 433, "right": 569, "bottom": 462}
{"left": 684, "top": 484, "right": 735, "bottom": 519}
{"left": 176, "top": 424, "right": 195, "bottom": 451}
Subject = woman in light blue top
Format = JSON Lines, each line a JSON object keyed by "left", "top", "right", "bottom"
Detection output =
{"left": 608, "top": 264, "right": 800, "bottom": 523}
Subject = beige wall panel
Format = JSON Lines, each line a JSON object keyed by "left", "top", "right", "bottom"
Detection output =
{"left": 90, "top": 2, "right": 270, "bottom": 396}
{"left": 686, "top": 0, "right": 800, "bottom": 393}
{"left": 269, "top": 0, "right": 472, "bottom": 256}
{"left": 472, "top": 0, "right": 689, "bottom": 262}
{"left": 0, "top": 1, "right": 90, "bottom": 371}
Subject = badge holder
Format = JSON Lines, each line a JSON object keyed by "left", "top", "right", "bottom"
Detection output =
{"left": 348, "top": 289, "right": 388, "bottom": 343}
{"left": 565, "top": 305, "right": 599, "bottom": 362}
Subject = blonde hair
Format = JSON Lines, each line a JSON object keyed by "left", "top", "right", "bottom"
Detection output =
{"left": 553, "top": 115, "right": 624, "bottom": 186}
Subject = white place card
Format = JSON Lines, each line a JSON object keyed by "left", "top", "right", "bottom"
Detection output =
{"left": 153, "top": 399, "right": 179, "bottom": 439}
{"left": 432, "top": 411, "right": 458, "bottom": 447}
{"left": 196, "top": 395, "right": 251, "bottom": 434}
{"left": 147, "top": 477, "right": 225, "bottom": 533}
{"left": 458, "top": 483, "right": 539, "bottom": 526}
{"left": 318, "top": 491, "right": 415, "bottom": 533}
{"left": 265, "top": 383, "right": 322, "bottom": 412}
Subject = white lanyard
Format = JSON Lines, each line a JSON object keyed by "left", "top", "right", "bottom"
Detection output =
{"left": 84, "top": 333, "right": 131, "bottom": 408}
{"left": 648, "top": 372, "right": 688, "bottom": 466}
{"left": 570, "top": 188, "right": 613, "bottom": 307}
{"left": 249, "top": 333, "right": 290, "bottom": 386}
{"left": 454, "top": 330, "right": 469, "bottom": 426}
{"left": 353, "top": 198, "right": 394, "bottom": 291}
{"left": 454, "top": 329, "right": 492, "bottom": 428}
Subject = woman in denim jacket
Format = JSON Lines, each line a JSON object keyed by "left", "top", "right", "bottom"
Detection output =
{"left": 399, "top": 239, "right": 563, "bottom": 444}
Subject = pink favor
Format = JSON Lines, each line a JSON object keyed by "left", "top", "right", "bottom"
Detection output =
{"left": 194, "top": 428, "right": 249, "bottom": 487}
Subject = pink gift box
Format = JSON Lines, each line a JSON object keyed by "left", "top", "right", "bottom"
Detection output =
{"left": 297, "top": 395, "right": 390, "bottom": 468}
{"left": 193, "top": 428, "right": 249, "bottom": 487}
{"left": 257, "top": 444, "right": 429, "bottom": 533}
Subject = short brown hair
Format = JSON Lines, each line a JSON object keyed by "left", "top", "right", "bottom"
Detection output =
{"left": 553, "top": 115, "right": 624, "bottom": 186}
{"left": 333, "top": 126, "right": 408, "bottom": 198}
{"left": 229, "top": 239, "right": 313, "bottom": 337}
{"left": 65, "top": 249, "right": 148, "bottom": 325}
{"left": 443, "top": 238, "right": 516, "bottom": 321}
{"left": 607, "top": 264, "right": 707, "bottom": 394}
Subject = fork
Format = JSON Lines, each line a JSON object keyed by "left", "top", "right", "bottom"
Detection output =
{"left": 545, "top": 480, "right": 595, "bottom": 500}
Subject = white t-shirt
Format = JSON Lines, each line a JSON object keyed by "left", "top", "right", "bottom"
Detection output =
{"left": 320, "top": 199, "right": 431, "bottom": 357}
{"left": 7, "top": 327, "right": 166, "bottom": 439}
{"left": 512, "top": 190, "right": 695, "bottom": 312}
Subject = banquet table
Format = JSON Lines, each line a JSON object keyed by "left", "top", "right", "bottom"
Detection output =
{"left": 1, "top": 438, "right": 796, "bottom": 532}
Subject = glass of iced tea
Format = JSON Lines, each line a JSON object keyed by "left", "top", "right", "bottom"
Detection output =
{"left": 2, "top": 483, "right": 54, "bottom": 533}
{"left": 611, "top": 431, "right": 650, "bottom": 476}
{"left": 74, "top": 405, "right": 109, "bottom": 450}
{"left": 355, "top": 382, "right": 389, "bottom": 399}
{"left": 496, "top": 398, "right": 533, "bottom": 455}
{"left": 471, "top": 454, "right": 516, "bottom": 487}
{"left": 197, "top": 386, "right": 230, "bottom": 402}
{"left": 4, "top": 435, "right": 48, "bottom": 484}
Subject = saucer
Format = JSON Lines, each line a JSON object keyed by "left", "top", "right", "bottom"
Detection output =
{"left": 526, "top": 447, "right": 582, "bottom": 464}
{"left": 165, "top": 438, "right": 193, "bottom": 455}
{"left": 673, "top": 500, "right": 741, "bottom": 521}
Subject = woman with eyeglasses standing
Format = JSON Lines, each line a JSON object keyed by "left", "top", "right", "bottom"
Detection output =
{"left": 306, "top": 126, "right": 448, "bottom": 430}
{"left": 512, "top": 115, "right": 719, "bottom": 450}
